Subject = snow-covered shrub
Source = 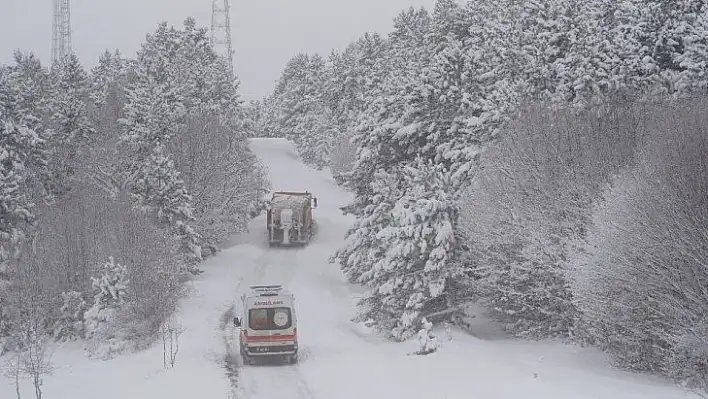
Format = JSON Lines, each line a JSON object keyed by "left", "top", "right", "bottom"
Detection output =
{"left": 415, "top": 318, "right": 440, "bottom": 355}
{"left": 52, "top": 291, "right": 86, "bottom": 341}
{"left": 84, "top": 256, "right": 128, "bottom": 335}
{"left": 572, "top": 96, "right": 708, "bottom": 387}
{"left": 83, "top": 256, "right": 130, "bottom": 358}
{"left": 668, "top": 320, "right": 708, "bottom": 393}
{"left": 92, "top": 257, "right": 128, "bottom": 307}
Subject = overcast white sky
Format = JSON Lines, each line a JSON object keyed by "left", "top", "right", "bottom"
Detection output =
{"left": 0, "top": 0, "right": 437, "bottom": 100}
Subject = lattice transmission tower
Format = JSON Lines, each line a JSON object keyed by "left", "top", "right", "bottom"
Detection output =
{"left": 211, "top": 0, "right": 234, "bottom": 75}
{"left": 52, "top": 0, "right": 72, "bottom": 65}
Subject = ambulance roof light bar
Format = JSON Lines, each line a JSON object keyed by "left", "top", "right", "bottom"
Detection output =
{"left": 249, "top": 285, "right": 283, "bottom": 296}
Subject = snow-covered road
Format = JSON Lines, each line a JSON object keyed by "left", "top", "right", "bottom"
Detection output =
{"left": 226, "top": 138, "right": 700, "bottom": 399}
{"left": 0, "top": 138, "right": 700, "bottom": 399}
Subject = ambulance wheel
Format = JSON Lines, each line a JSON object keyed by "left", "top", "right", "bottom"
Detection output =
{"left": 289, "top": 354, "right": 298, "bottom": 364}
{"left": 242, "top": 354, "right": 252, "bottom": 365}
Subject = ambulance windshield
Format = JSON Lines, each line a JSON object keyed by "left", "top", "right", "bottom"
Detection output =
{"left": 248, "top": 307, "right": 292, "bottom": 330}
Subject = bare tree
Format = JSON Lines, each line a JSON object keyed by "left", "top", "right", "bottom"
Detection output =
{"left": 458, "top": 99, "right": 647, "bottom": 337}
{"left": 572, "top": 95, "right": 708, "bottom": 387}
{"left": 19, "top": 333, "right": 53, "bottom": 399}
{"left": 2, "top": 350, "right": 23, "bottom": 399}
{"left": 169, "top": 113, "right": 269, "bottom": 247}
{"left": 160, "top": 321, "right": 184, "bottom": 368}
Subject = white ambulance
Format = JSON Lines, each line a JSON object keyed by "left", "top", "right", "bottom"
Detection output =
{"left": 233, "top": 285, "right": 298, "bottom": 365}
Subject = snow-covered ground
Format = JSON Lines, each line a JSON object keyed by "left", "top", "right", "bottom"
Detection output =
{"left": 1, "top": 138, "right": 700, "bottom": 399}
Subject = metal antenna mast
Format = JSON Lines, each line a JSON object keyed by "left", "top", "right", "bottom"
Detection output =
{"left": 211, "top": 0, "right": 234, "bottom": 75}
{"left": 52, "top": 0, "right": 72, "bottom": 65}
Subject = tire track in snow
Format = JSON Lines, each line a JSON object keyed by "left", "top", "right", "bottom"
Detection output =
{"left": 220, "top": 305, "right": 241, "bottom": 399}
{"left": 218, "top": 240, "right": 286, "bottom": 399}
{"left": 235, "top": 243, "right": 316, "bottom": 398}
{"left": 217, "top": 236, "right": 316, "bottom": 398}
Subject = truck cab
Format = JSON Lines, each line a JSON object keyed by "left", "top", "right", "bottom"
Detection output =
{"left": 234, "top": 285, "right": 298, "bottom": 365}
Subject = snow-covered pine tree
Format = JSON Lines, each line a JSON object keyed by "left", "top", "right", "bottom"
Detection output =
{"left": 333, "top": 168, "right": 403, "bottom": 284}
{"left": 334, "top": 3, "right": 506, "bottom": 336}
{"left": 259, "top": 95, "right": 285, "bottom": 138}
{"left": 45, "top": 53, "right": 96, "bottom": 196}
{"left": 118, "top": 21, "right": 202, "bottom": 268}
{"left": 0, "top": 64, "right": 48, "bottom": 264}
{"left": 356, "top": 158, "right": 461, "bottom": 341}
{"left": 505, "top": 0, "right": 578, "bottom": 102}
{"left": 391, "top": 0, "right": 522, "bottom": 190}
{"left": 268, "top": 53, "right": 334, "bottom": 169}
{"left": 356, "top": 0, "right": 527, "bottom": 337}
{"left": 0, "top": 67, "right": 48, "bottom": 348}
{"left": 52, "top": 291, "right": 86, "bottom": 341}
{"left": 120, "top": 20, "right": 188, "bottom": 155}
{"left": 611, "top": 0, "right": 708, "bottom": 94}
{"left": 430, "top": 0, "right": 472, "bottom": 40}
{"left": 339, "top": 6, "right": 432, "bottom": 212}
{"left": 170, "top": 18, "right": 265, "bottom": 253}
{"left": 132, "top": 143, "right": 202, "bottom": 267}
{"left": 0, "top": 82, "right": 35, "bottom": 266}
{"left": 322, "top": 33, "right": 388, "bottom": 183}
{"left": 119, "top": 17, "right": 266, "bottom": 268}
{"left": 5, "top": 52, "right": 51, "bottom": 135}
{"left": 324, "top": 33, "right": 387, "bottom": 140}
{"left": 120, "top": 79, "right": 186, "bottom": 157}
{"left": 178, "top": 18, "right": 243, "bottom": 118}
{"left": 550, "top": 0, "right": 624, "bottom": 106}
{"left": 241, "top": 99, "right": 264, "bottom": 137}
{"left": 90, "top": 49, "right": 130, "bottom": 113}
{"left": 4, "top": 52, "right": 51, "bottom": 188}
{"left": 331, "top": 9, "right": 432, "bottom": 287}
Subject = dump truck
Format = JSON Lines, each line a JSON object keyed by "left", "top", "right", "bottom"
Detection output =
{"left": 266, "top": 191, "right": 317, "bottom": 247}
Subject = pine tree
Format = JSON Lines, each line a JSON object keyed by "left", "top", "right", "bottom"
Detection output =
{"left": 117, "top": 18, "right": 259, "bottom": 269}
{"left": 339, "top": 7, "right": 432, "bottom": 219}
{"left": 611, "top": 0, "right": 708, "bottom": 94}
{"left": 356, "top": 158, "right": 461, "bottom": 341}
{"left": 269, "top": 53, "right": 334, "bottom": 169}
{"left": 45, "top": 53, "right": 96, "bottom": 196}
{"left": 4, "top": 52, "right": 51, "bottom": 183}
{"left": 332, "top": 168, "right": 403, "bottom": 284}
{"left": 0, "top": 69, "right": 44, "bottom": 268}
{"left": 132, "top": 143, "right": 202, "bottom": 264}
{"left": 0, "top": 124, "right": 33, "bottom": 265}
{"left": 117, "top": 23, "right": 198, "bottom": 270}
{"left": 553, "top": 0, "right": 624, "bottom": 105}
{"left": 90, "top": 49, "right": 130, "bottom": 111}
